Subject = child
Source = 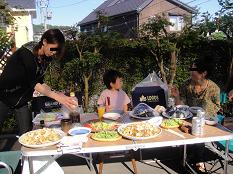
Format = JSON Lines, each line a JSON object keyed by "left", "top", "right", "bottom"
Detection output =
{"left": 97, "top": 69, "right": 130, "bottom": 114}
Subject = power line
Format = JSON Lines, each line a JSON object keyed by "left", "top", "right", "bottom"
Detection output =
{"left": 50, "top": 0, "right": 91, "bottom": 9}
{"left": 194, "top": 0, "right": 213, "bottom": 7}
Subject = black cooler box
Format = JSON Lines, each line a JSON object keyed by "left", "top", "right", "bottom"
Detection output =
{"left": 131, "top": 72, "right": 168, "bottom": 108}
{"left": 132, "top": 86, "right": 166, "bottom": 108}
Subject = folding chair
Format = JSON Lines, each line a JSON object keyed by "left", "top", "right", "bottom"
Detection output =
{"left": 0, "top": 151, "right": 21, "bottom": 174}
{"left": 0, "top": 162, "right": 12, "bottom": 174}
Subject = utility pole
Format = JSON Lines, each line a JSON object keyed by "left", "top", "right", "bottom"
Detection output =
{"left": 37, "top": 0, "right": 49, "bottom": 31}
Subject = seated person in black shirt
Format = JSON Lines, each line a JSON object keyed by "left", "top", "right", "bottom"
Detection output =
{"left": 0, "top": 29, "right": 78, "bottom": 135}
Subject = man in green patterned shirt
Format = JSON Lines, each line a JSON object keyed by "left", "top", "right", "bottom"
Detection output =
{"left": 170, "top": 58, "right": 220, "bottom": 171}
{"left": 171, "top": 59, "right": 220, "bottom": 117}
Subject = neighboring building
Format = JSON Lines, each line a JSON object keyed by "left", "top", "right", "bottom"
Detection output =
{"left": 4, "top": 0, "right": 37, "bottom": 48}
{"left": 78, "top": 0, "right": 196, "bottom": 37}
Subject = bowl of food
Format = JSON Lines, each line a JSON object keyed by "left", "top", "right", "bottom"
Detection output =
{"left": 189, "top": 106, "right": 204, "bottom": 114}
{"left": 205, "top": 116, "right": 218, "bottom": 126}
{"left": 68, "top": 127, "right": 91, "bottom": 137}
{"left": 176, "top": 105, "right": 189, "bottom": 112}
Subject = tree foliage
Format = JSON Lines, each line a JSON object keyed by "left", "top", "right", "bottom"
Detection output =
{"left": 0, "top": 29, "right": 12, "bottom": 51}
{"left": 0, "top": 0, "right": 15, "bottom": 25}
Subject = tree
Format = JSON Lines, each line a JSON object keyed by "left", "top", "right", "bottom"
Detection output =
{"left": 0, "top": 0, "right": 15, "bottom": 53}
{"left": 0, "top": 0, "right": 14, "bottom": 25}
{"left": 139, "top": 15, "right": 180, "bottom": 85}
{"left": 0, "top": 29, "right": 12, "bottom": 52}
{"left": 63, "top": 12, "right": 122, "bottom": 111}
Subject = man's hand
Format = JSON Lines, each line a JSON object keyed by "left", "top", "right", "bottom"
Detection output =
{"left": 35, "top": 83, "right": 78, "bottom": 110}
{"left": 169, "top": 85, "right": 180, "bottom": 98}
{"left": 56, "top": 93, "right": 78, "bottom": 111}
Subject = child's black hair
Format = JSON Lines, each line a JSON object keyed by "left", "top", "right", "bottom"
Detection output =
{"left": 103, "top": 69, "right": 122, "bottom": 89}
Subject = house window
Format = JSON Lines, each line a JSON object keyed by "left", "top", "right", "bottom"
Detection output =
{"left": 0, "top": 16, "right": 6, "bottom": 26}
{"left": 169, "top": 15, "right": 184, "bottom": 31}
{"left": 101, "top": 26, "right": 108, "bottom": 32}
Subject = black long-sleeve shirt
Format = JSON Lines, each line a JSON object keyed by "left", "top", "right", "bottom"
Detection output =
{"left": 0, "top": 42, "right": 46, "bottom": 108}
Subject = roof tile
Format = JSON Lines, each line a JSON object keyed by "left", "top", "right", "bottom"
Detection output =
{"left": 6, "top": 0, "right": 36, "bottom": 10}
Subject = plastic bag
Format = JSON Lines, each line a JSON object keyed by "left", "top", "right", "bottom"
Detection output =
{"left": 132, "top": 72, "right": 168, "bottom": 108}
{"left": 132, "top": 71, "right": 167, "bottom": 89}
{"left": 132, "top": 103, "right": 159, "bottom": 117}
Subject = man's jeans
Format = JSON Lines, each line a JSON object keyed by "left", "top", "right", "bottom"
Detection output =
{"left": 0, "top": 101, "right": 32, "bottom": 135}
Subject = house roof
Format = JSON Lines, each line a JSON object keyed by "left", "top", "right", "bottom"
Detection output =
{"left": 78, "top": 0, "right": 196, "bottom": 26}
{"left": 6, "top": 0, "right": 36, "bottom": 10}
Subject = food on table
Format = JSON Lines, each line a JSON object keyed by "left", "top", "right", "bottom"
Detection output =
{"left": 180, "top": 125, "right": 192, "bottom": 133}
{"left": 160, "top": 119, "right": 183, "bottom": 128}
{"left": 91, "top": 131, "right": 122, "bottom": 141}
{"left": 19, "top": 128, "right": 62, "bottom": 145}
{"left": 189, "top": 106, "right": 204, "bottom": 114}
{"left": 39, "top": 113, "right": 58, "bottom": 122}
{"left": 154, "top": 105, "right": 166, "bottom": 114}
{"left": 84, "top": 121, "right": 117, "bottom": 132}
{"left": 32, "top": 112, "right": 62, "bottom": 127}
{"left": 176, "top": 105, "right": 189, "bottom": 111}
{"left": 164, "top": 107, "right": 190, "bottom": 119}
{"left": 118, "top": 122, "right": 161, "bottom": 138}
{"left": 132, "top": 103, "right": 159, "bottom": 118}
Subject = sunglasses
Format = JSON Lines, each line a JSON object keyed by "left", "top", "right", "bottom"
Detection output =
{"left": 189, "top": 67, "right": 199, "bottom": 71}
{"left": 50, "top": 47, "right": 60, "bottom": 51}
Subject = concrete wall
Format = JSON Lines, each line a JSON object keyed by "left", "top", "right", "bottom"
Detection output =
{"left": 7, "top": 11, "right": 34, "bottom": 48}
{"left": 139, "top": 0, "right": 192, "bottom": 26}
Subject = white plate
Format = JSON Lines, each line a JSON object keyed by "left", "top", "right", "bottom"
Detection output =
{"left": 19, "top": 129, "right": 65, "bottom": 148}
{"left": 128, "top": 111, "right": 159, "bottom": 120}
{"left": 118, "top": 122, "right": 162, "bottom": 140}
{"left": 103, "top": 113, "right": 121, "bottom": 120}
{"left": 205, "top": 116, "right": 218, "bottom": 126}
{"left": 162, "top": 111, "right": 193, "bottom": 119}
{"left": 68, "top": 127, "right": 91, "bottom": 136}
{"left": 189, "top": 107, "right": 204, "bottom": 114}
{"left": 146, "top": 117, "right": 163, "bottom": 126}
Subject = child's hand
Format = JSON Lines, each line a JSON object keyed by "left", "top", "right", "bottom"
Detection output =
{"left": 228, "top": 90, "right": 233, "bottom": 101}
{"left": 105, "top": 105, "right": 112, "bottom": 112}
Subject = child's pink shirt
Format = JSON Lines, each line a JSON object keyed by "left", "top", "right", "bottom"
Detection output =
{"left": 97, "top": 89, "right": 130, "bottom": 113}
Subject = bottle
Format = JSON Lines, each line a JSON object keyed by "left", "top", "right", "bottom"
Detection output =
{"left": 69, "top": 92, "right": 80, "bottom": 123}
{"left": 70, "top": 92, "right": 78, "bottom": 105}
{"left": 40, "top": 120, "right": 45, "bottom": 129}
{"left": 167, "top": 97, "right": 175, "bottom": 109}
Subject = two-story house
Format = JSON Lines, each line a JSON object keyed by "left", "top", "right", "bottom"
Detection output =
{"left": 2, "top": 0, "right": 36, "bottom": 48}
{"left": 78, "top": 0, "right": 196, "bottom": 37}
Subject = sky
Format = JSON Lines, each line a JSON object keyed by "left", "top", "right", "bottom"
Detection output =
{"left": 33, "top": 0, "right": 223, "bottom": 26}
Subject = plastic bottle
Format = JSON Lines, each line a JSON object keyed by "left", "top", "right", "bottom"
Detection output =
{"left": 70, "top": 92, "right": 78, "bottom": 106}
{"left": 69, "top": 92, "right": 80, "bottom": 123}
